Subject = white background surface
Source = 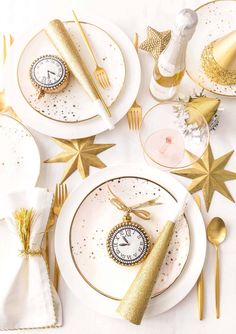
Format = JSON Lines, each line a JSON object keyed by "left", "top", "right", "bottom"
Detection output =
{"left": 1, "top": 0, "right": 236, "bottom": 333}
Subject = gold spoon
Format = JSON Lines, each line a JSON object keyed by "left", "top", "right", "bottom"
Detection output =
{"left": 206, "top": 217, "right": 227, "bottom": 319}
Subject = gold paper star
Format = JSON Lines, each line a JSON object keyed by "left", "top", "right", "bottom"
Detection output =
{"left": 172, "top": 144, "right": 236, "bottom": 211}
{"left": 139, "top": 26, "right": 171, "bottom": 60}
{"left": 45, "top": 136, "right": 115, "bottom": 182}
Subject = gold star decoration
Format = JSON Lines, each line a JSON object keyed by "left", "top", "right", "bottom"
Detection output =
{"left": 44, "top": 136, "right": 115, "bottom": 182}
{"left": 172, "top": 144, "right": 236, "bottom": 211}
{"left": 139, "top": 26, "right": 171, "bottom": 60}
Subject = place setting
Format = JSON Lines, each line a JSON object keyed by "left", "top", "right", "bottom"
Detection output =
{"left": 4, "top": 11, "right": 141, "bottom": 138}
{"left": 0, "top": 0, "right": 235, "bottom": 331}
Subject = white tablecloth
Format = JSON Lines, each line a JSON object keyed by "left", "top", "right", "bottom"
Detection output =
{"left": 0, "top": 0, "right": 236, "bottom": 333}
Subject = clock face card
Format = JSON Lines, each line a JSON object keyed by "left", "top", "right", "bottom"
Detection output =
{"left": 70, "top": 177, "right": 190, "bottom": 300}
{"left": 107, "top": 222, "right": 151, "bottom": 266}
{"left": 30, "top": 55, "right": 68, "bottom": 88}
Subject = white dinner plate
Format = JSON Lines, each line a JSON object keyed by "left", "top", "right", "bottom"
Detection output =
{"left": 0, "top": 114, "right": 40, "bottom": 193}
{"left": 18, "top": 21, "right": 125, "bottom": 123}
{"left": 186, "top": 0, "right": 236, "bottom": 97}
{"left": 5, "top": 14, "right": 141, "bottom": 138}
{"left": 55, "top": 165, "right": 206, "bottom": 318}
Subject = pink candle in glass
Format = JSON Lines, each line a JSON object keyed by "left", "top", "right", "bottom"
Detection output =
{"left": 145, "top": 128, "right": 185, "bottom": 167}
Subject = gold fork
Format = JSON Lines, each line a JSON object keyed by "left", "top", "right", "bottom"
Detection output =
{"left": 72, "top": 10, "right": 111, "bottom": 89}
{"left": 52, "top": 183, "right": 68, "bottom": 291}
{"left": 0, "top": 34, "right": 14, "bottom": 112}
{"left": 127, "top": 33, "right": 142, "bottom": 130}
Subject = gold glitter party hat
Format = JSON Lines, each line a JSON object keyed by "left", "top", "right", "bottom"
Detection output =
{"left": 186, "top": 96, "right": 220, "bottom": 124}
{"left": 201, "top": 30, "right": 236, "bottom": 85}
{"left": 117, "top": 221, "right": 175, "bottom": 325}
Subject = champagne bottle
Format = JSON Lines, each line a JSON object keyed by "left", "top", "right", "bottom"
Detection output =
{"left": 150, "top": 9, "right": 198, "bottom": 101}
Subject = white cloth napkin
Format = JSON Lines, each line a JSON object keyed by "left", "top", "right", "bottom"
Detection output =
{"left": 0, "top": 188, "right": 62, "bottom": 330}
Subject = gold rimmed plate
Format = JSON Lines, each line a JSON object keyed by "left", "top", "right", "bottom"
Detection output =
{"left": 186, "top": 0, "right": 236, "bottom": 97}
{"left": 18, "top": 21, "right": 126, "bottom": 123}
{"left": 0, "top": 114, "right": 40, "bottom": 193}
{"left": 5, "top": 14, "right": 141, "bottom": 139}
{"left": 55, "top": 165, "right": 206, "bottom": 318}
{"left": 70, "top": 176, "right": 190, "bottom": 301}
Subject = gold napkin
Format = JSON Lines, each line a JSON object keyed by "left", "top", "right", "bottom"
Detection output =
{"left": 117, "top": 220, "right": 175, "bottom": 325}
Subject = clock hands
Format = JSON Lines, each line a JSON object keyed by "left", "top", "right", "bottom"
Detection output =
{"left": 119, "top": 236, "right": 130, "bottom": 246}
{"left": 47, "top": 70, "right": 56, "bottom": 79}
{"left": 123, "top": 236, "right": 129, "bottom": 244}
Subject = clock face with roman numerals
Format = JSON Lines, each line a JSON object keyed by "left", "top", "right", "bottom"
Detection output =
{"left": 107, "top": 222, "right": 150, "bottom": 266}
{"left": 30, "top": 55, "right": 70, "bottom": 97}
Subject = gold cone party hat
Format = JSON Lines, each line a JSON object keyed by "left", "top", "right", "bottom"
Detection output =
{"left": 117, "top": 221, "right": 175, "bottom": 325}
{"left": 186, "top": 96, "right": 220, "bottom": 124}
{"left": 201, "top": 30, "right": 236, "bottom": 85}
{"left": 45, "top": 20, "right": 110, "bottom": 116}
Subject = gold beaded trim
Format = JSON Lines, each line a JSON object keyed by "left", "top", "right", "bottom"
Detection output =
{"left": 106, "top": 222, "right": 151, "bottom": 266}
{"left": 29, "top": 54, "right": 70, "bottom": 93}
{"left": 201, "top": 41, "right": 236, "bottom": 85}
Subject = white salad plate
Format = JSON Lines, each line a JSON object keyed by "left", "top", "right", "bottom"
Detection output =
{"left": 55, "top": 165, "right": 206, "bottom": 318}
{"left": 0, "top": 114, "right": 40, "bottom": 193}
{"left": 5, "top": 14, "right": 141, "bottom": 138}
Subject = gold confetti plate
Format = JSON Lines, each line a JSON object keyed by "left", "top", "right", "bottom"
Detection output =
{"left": 5, "top": 14, "right": 141, "bottom": 138}
{"left": 55, "top": 165, "right": 206, "bottom": 318}
{"left": 186, "top": 0, "right": 236, "bottom": 97}
{"left": 70, "top": 176, "right": 190, "bottom": 300}
{"left": 17, "top": 21, "right": 125, "bottom": 123}
{"left": 0, "top": 114, "right": 40, "bottom": 193}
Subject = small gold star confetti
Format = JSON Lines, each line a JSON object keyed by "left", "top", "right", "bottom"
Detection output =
{"left": 44, "top": 136, "right": 115, "bottom": 182}
{"left": 172, "top": 144, "right": 236, "bottom": 211}
{"left": 139, "top": 26, "right": 171, "bottom": 60}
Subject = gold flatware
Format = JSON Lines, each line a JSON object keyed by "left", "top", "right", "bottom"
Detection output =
{"left": 127, "top": 33, "right": 142, "bottom": 130}
{"left": 207, "top": 217, "right": 227, "bottom": 319}
{"left": 194, "top": 194, "right": 204, "bottom": 320}
{"left": 0, "top": 34, "right": 17, "bottom": 119}
{"left": 45, "top": 210, "right": 55, "bottom": 267}
{"left": 72, "top": 10, "right": 111, "bottom": 89}
{"left": 0, "top": 34, "right": 14, "bottom": 112}
{"left": 52, "top": 183, "right": 68, "bottom": 291}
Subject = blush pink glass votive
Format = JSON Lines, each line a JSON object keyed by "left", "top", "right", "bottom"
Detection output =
{"left": 145, "top": 128, "right": 185, "bottom": 167}
{"left": 139, "top": 101, "right": 209, "bottom": 170}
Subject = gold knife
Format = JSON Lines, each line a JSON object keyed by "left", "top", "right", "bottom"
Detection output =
{"left": 194, "top": 194, "right": 204, "bottom": 320}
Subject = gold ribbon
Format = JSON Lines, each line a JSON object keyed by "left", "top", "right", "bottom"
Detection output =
{"left": 107, "top": 185, "right": 161, "bottom": 220}
{"left": 20, "top": 249, "right": 42, "bottom": 257}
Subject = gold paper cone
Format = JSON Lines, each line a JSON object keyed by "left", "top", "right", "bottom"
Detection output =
{"left": 186, "top": 96, "right": 220, "bottom": 124}
{"left": 117, "top": 221, "right": 175, "bottom": 325}
{"left": 213, "top": 31, "right": 236, "bottom": 72}
{"left": 201, "top": 30, "right": 236, "bottom": 85}
{"left": 45, "top": 19, "right": 110, "bottom": 115}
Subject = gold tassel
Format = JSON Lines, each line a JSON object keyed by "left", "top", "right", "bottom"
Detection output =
{"left": 14, "top": 208, "right": 42, "bottom": 256}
